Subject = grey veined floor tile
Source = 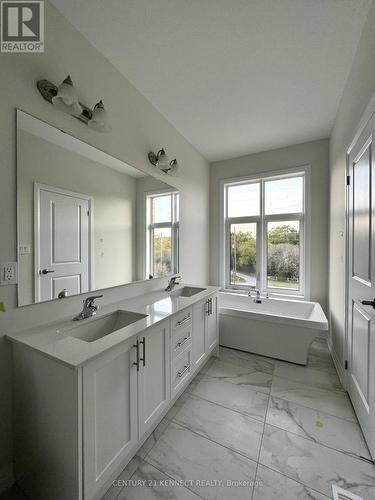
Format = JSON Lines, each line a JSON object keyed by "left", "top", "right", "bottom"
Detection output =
{"left": 102, "top": 456, "right": 143, "bottom": 500}
{"left": 259, "top": 424, "right": 375, "bottom": 498}
{"left": 172, "top": 393, "right": 264, "bottom": 461}
{"left": 271, "top": 375, "right": 356, "bottom": 422}
{"left": 191, "top": 374, "right": 269, "bottom": 421}
{"left": 273, "top": 357, "right": 343, "bottom": 392}
{"left": 253, "top": 465, "right": 329, "bottom": 500}
{"left": 117, "top": 461, "right": 202, "bottom": 500}
{"left": 147, "top": 421, "right": 256, "bottom": 500}
{"left": 266, "top": 396, "right": 371, "bottom": 460}
{"left": 136, "top": 418, "right": 170, "bottom": 459}
{"left": 218, "top": 346, "right": 276, "bottom": 374}
{"left": 202, "top": 358, "right": 273, "bottom": 394}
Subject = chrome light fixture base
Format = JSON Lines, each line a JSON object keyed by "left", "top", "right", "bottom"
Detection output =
{"left": 37, "top": 78, "right": 111, "bottom": 132}
{"left": 148, "top": 149, "right": 178, "bottom": 174}
{"left": 37, "top": 79, "right": 92, "bottom": 124}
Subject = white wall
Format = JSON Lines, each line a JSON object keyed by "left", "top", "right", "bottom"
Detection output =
{"left": 210, "top": 139, "right": 329, "bottom": 310}
{"left": 18, "top": 129, "right": 139, "bottom": 305}
{"left": 0, "top": 1, "right": 210, "bottom": 491}
{"left": 329, "top": 0, "right": 375, "bottom": 378}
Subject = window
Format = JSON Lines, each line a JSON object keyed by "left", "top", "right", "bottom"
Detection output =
{"left": 224, "top": 168, "right": 309, "bottom": 296}
{"left": 147, "top": 191, "right": 179, "bottom": 278}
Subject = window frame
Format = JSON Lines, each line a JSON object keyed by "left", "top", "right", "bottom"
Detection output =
{"left": 221, "top": 166, "right": 311, "bottom": 298}
{"left": 146, "top": 190, "right": 179, "bottom": 278}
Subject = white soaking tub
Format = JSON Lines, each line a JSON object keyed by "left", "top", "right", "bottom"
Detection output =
{"left": 219, "top": 292, "right": 328, "bottom": 365}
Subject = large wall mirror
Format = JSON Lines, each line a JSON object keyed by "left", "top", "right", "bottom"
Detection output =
{"left": 17, "top": 110, "right": 179, "bottom": 307}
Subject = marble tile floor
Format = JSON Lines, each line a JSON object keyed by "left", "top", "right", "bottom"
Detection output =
{"left": 3, "top": 339, "right": 374, "bottom": 500}
{"left": 102, "top": 339, "right": 375, "bottom": 500}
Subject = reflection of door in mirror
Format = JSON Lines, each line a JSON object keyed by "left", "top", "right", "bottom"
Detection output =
{"left": 35, "top": 184, "right": 92, "bottom": 302}
{"left": 17, "top": 110, "right": 179, "bottom": 306}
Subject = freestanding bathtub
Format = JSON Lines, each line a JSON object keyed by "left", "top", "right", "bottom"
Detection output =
{"left": 219, "top": 292, "right": 328, "bottom": 365}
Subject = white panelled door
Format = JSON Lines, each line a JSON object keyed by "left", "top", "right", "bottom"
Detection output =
{"left": 347, "top": 113, "right": 375, "bottom": 458}
{"left": 35, "top": 184, "right": 91, "bottom": 302}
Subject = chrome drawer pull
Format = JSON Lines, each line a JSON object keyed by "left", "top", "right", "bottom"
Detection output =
{"left": 176, "top": 315, "right": 190, "bottom": 327}
{"left": 176, "top": 336, "right": 189, "bottom": 349}
{"left": 177, "top": 364, "right": 190, "bottom": 378}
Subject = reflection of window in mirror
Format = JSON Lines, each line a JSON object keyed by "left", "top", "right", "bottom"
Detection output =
{"left": 146, "top": 192, "right": 179, "bottom": 278}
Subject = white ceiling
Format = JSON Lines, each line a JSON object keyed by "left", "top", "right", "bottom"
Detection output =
{"left": 50, "top": 0, "right": 371, "bottom": 162}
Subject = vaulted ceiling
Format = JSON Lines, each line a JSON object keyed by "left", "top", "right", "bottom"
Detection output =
{"left": 51, "top": 0, "right": 371, "bottom": 161}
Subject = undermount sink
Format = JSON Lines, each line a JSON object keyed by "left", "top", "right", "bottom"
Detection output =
{"left": 171, "top": 286, "right": 206, "bottom": 298}
{"left": 66, "top": 310, "right": 148, "bottom": 343}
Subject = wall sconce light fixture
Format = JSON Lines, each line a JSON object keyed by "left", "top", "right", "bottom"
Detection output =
{"left": 148, "top": 148, "right": 178, "bottom": 174}
{"left": 37, "top": 76, "right": 111, "bottom": 133}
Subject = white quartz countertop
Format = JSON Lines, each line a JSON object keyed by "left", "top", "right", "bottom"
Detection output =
{"left": 6, "top": 285, "right": 220, "bottom": 369}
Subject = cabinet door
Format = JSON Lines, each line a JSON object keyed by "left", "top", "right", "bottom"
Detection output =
{"left": 207, "top": 294, "right": 218, "bottom": 353}
{"left": 138, "top": 320, "right": 170, "bottom": 438}
{"left": 192, "top": 299, "right": 208, "bottom": 369}
{"left": 83, "top": 337, "right": 138, "bottom": 500}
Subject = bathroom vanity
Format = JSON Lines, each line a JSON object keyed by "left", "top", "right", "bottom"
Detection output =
{"left": 7, "top": 286, "right": 219, "bottom": 500}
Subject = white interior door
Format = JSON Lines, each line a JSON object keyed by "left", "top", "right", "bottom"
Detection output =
{"left": 35, "top": 184, "right": 91, "bottom": 302}
{"left": 347, "top": 113, "right": 375, "bottom": 458}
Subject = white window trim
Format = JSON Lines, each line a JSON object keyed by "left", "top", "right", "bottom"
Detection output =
{"left": 219, "top": 165, "right": 311, "bottom": 299}
{"left": 145, "top": 190, "right": 179, "bottom": 278}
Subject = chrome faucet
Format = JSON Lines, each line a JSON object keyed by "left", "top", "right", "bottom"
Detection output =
{"left": 248, "top": 287, "right": 268, "bottom": 303}
{"left": 73, "top": 295, "right": 103, "bottom": 321}
{"left": 165, "top": 275, "right": 181, "bottom": 292}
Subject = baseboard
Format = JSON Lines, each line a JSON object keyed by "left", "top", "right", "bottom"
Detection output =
{"left": 0, "top": 462, "right": 14, "bottom": 495}
{"left": 328, "top": 339, "right": 347, "bottom": 390}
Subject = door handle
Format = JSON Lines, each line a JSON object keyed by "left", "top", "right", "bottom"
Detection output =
{"left": 361, "top": 299, "right": 375, "bottom": 308}
{"left": 133, "top": 340, "right": 140, "bottom": 371}
{"left": 40, "top": 269, "right": 55, "bottom": 275}
{"left": 140, "top": 336, "right": 146, "bottom": 366}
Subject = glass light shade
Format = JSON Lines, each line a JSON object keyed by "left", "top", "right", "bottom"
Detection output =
{"left": 156, "top": 149, "right": 170, "bottom": 168}
{"left": 52, "top": 75, "right": 82, "bottom": 115}
{"left": 88, "top": 100, "right": 112, "bottom": 132}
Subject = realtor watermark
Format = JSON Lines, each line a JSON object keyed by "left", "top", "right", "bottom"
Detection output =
{"left": 112, "top": 478, "right": 264, "bottom": 489}
{"left": 1, "top": 0, "right": 44, "bottom": 52}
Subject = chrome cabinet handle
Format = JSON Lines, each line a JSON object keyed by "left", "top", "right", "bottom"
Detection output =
{"left": 133, "top": 340, "right": 140, "bottom": 371}
{"left": 176, "top": 335, "right": 190, "bottom": 349}
{"left": 176, "top": 315, "right": 190, "bottom": 327}
{"left": 140, "top": 336, "right": 146, "bottom": 366}
{"left": 177, "top": 364, "right": 190, "bottom": 378}
{"left": 40, "top": 269, "right": 55, "bottom": 275}
{"left": 361, "top": 298, "right": 375, "bottom": 308}
{"left": 206, "top": 298, "right": 213, "bottom": 315}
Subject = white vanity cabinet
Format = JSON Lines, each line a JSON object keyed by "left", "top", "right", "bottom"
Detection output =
{"left": 83, "top": 319, "right": 170, "bottom": 499}
{"left": 192, "top": 294, "right": 219, "bottom": 370}
{"left": 137, "top": 321, "right": 170, "bottom": 437}
{"left": 10, "top": 290, "right": 219, "bottom": 500}
{"left": 82, "top": 336, "right": 138, "bottom": 500}
{"left": 206, "top": 294, "right": 219, "bottom": 352}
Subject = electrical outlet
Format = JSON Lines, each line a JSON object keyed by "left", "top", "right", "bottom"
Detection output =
{"left": 0, "top": 262, "right": 18, "bottom": 285}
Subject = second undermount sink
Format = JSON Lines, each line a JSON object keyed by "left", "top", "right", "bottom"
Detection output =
{"left": 171, "top": 286, "right": 206, "bottom": 298}
{"left": 66, "top": 310, "right": 148, "bottom": 343}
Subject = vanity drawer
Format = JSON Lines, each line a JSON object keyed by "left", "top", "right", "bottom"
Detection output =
{"left": 171, "top": 348, "right": 192, "bottom": 397}
{"left": 171, "top": 307, "right": 192, "bottom": 332}
{"left": 171, "top": 325, "right": 192, "bottom": 358}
